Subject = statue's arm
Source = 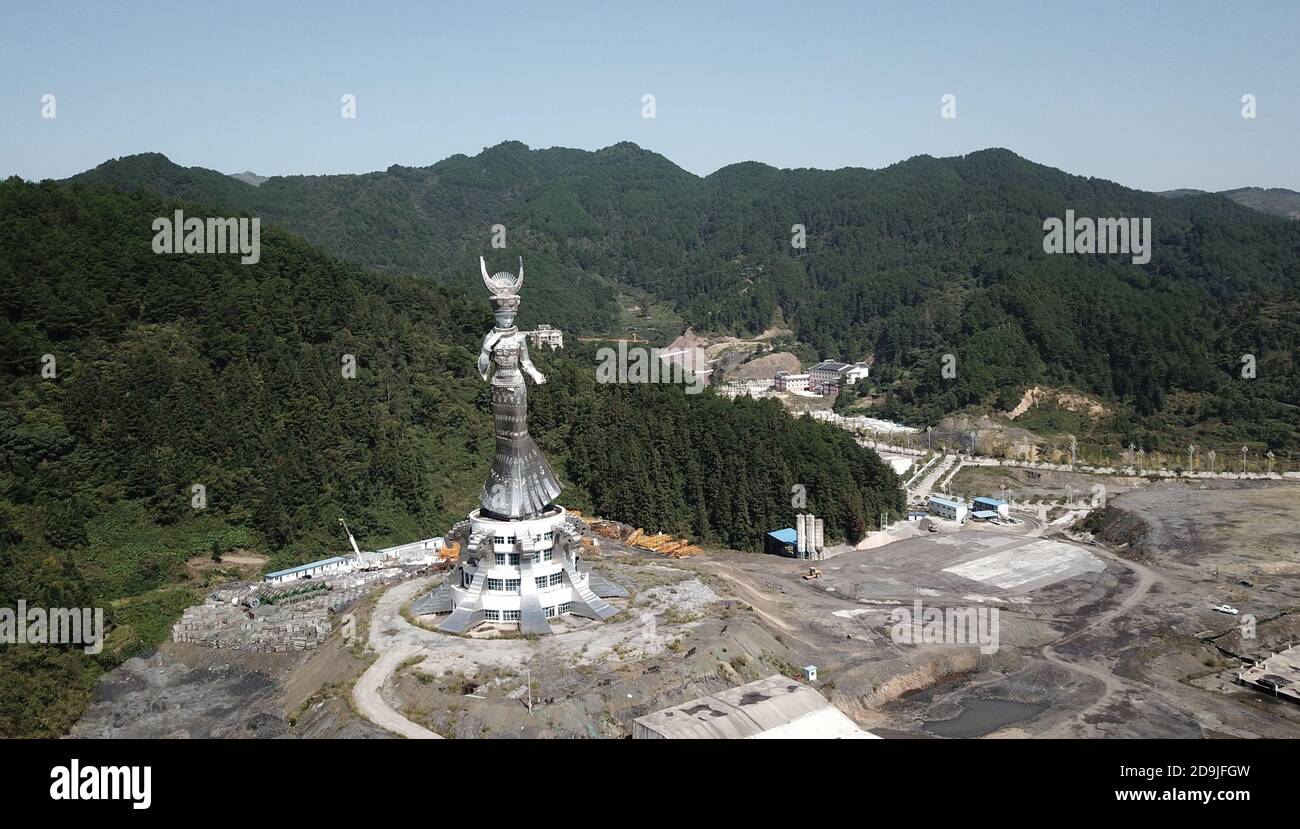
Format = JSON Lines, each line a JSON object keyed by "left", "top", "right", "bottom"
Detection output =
{"left": 477, "top": 331, "right": 499, "bottom": 381}
{"left": 519, "top": 337, "right": 546, "bottom": 384}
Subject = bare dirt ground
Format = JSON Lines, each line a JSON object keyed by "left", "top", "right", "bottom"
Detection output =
{"left": 183, "top": 550, "right": 270, "bottom": 582}
{"left": 948, "top": 465, "right": 1145, "bottom": 502}
{"left": 71, "top": 636, "right": 389, "bottom": 738}
{"left": 376, "top": 543, "right": 799, "bottom": 738}
{"left": 74, "top": 479, "right": 1300, "bottom": 739}
{"left": 724, "top": 351, "right": 801, "bottom": 381}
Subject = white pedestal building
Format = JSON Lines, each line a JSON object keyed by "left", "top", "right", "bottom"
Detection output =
{"left": 414, "top": 506, "right": 618, "bottom": 635}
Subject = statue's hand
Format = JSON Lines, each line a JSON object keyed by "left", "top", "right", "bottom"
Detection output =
{"left": 530, "top": 370, "right": 547, "bottom": 385}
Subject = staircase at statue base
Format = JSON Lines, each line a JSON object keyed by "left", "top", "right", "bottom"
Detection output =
{"left": 564, "top": 564, "right": 618, "bottom": 621}
{"left": 518, "top": 594, "right": 552, "bottom": 636}
{"left": 439, "top": 571, "right": 486, "bottom": 634}
{"left": 410, "top": 580, "right": 455, "bottom": 615}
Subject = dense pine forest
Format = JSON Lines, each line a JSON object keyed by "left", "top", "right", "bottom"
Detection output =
{"left": 0, "top": 179, "right": 901, "bottom": 735}
{"left": 71, "top": 143, "right": 1300, "bottom": 453}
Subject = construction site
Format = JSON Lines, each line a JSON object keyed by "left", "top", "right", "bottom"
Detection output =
{"left": 70, "top": 472, "right": 1300, "bottom": 740}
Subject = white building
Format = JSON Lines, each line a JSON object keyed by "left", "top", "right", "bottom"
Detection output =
{"left": 808, "top": 360, "right": 870, "bottom": 391}
{"left": 419, "top": 506, "right": 617, "bottom": 634}
{"left": 264, "top": 533, "right": 446, "bottom": 584}
{"left": 633, "top": 675, "right": 878, "bottom": 739}
{"left": 359, "top": 535, "right": 444, "bottom": 568}
{"left": 526, "top": 324, "right": 564, "bottom": 350}
{"left": 927, "top": 495, "right": 968, "bottom": 524}
{"left": 773, "top": 371, "right": 811, "bottom": 393}
{"left": 263, "top": 556, "right": 351, "bottom": 585}
{"left": 972, "top": 497, "right": 1011, "bottom": 519}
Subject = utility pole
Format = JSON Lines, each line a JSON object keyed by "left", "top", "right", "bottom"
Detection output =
{"left": 1187, "top": 444, "right": 1196, "bottom": 472}
{"left": 1241, "top": 445, "right": 1249, "bottom": 474}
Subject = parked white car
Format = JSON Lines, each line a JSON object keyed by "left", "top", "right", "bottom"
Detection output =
{"left": 1213, "top": 604, "right": 1240, "bottom": 615}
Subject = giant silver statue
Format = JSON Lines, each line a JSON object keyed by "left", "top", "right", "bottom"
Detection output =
{"left": 477, "top": 256, "right": 564, "bottom": 519}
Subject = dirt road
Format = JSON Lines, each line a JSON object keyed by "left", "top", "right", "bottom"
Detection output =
{"left": 1040, "top": 545, "right": 1160, "bottom": 723}
{"left": 352, "top": 577, "right": 442, "bottom": 739}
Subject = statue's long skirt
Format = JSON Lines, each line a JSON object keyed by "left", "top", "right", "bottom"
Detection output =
{"left": 480, "top": 378, "right": 563, "bottom": 519}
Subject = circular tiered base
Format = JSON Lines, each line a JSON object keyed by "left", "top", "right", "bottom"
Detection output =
{"left": 450, "top": 507, "right": 585, "bottom": 624}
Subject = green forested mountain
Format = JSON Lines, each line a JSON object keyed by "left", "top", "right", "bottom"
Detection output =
{"left": 0, "top": 178, "right": 900, "bottom": 735}
{"left": 68, "top": 144, "right": 1300, "bottom": 453}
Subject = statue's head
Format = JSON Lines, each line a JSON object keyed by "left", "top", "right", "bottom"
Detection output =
{"left": 490, "top": 293, "right": 520, "bottom": 329}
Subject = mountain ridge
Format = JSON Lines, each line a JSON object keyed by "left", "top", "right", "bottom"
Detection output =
{"left": 63, "top": 142, "right": 1300, "bottom": 454}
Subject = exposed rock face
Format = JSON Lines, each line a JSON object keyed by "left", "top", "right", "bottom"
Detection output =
{"left": 726, "top": 351, "right": 801, "bottom": 381}
{"left": 1006, "top": 386, "right": 1107, "bottom": 420}
{"left": 228, "top": 171, "right": 268, "bottom": 187}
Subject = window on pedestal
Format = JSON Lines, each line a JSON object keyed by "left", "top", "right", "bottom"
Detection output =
{"left": 505, "top": 579, "right": 520, "bottom": 593}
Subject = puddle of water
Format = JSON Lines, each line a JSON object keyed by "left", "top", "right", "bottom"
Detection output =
{"left": 922, "top": 698, "right": 1047, "bottom": 738}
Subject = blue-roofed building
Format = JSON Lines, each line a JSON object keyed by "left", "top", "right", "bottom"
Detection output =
{"left": 264, "top": 555, "right": 350, "bottom": 585}
{"left": 765, "top": 527, "right": 798, "bottom": 557}
{"left": 926, "top": 496, "right": 968, "bottom": 523}
{"left": 970, "top": 510, "right": 1001, "bottom": 522}
{"left": 972, "top": 497, "right": 1010, "bottom": 519}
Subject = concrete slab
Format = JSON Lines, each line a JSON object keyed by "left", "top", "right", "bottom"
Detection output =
{"left": 942, "top": 539, "right": 1105, "bottom": 592}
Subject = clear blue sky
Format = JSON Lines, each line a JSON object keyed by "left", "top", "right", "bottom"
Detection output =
{"left": 2, "top": 0, "right": 1296, "bottom": 190}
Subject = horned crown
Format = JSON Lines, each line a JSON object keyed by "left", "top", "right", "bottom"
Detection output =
{"left": 481, "top": 256, "right": 524, "bottom": 300}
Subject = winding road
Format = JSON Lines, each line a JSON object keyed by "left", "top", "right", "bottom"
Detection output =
{"left": 352, "top": 576, "right": 442, "bottom": 739}
{"left": 1039, "top": 543, "right": 1161, "bottom": 725}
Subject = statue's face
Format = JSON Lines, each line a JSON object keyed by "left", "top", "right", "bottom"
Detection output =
{"left": 494, "top": 311, "right": 516, "bottom": 328}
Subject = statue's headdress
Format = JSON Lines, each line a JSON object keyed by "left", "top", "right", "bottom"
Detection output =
{"left": 481, "top": 256, "right": 523, "bottom": 312}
